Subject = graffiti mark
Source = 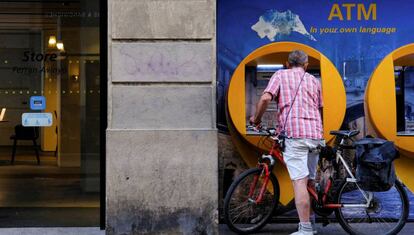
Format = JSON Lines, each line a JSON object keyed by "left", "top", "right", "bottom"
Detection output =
{"left": 119, "top": 46, "right": 208, "bottom": 79}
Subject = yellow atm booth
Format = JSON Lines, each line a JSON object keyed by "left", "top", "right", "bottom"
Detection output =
{"left": 226, "top": 42, "right": 346, "bottom": 204}
{"left": 366, "top": 44, "right": 414, "bottom": 191}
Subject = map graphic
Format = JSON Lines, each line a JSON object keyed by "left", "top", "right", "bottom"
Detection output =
{"left": 251, "top": 10, "right": 316, "bottom": 42}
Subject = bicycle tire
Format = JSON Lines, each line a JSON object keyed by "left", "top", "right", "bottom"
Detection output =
{"left": 223, "top": 167, "right": 280, "bottom": 234}
{"left": 335, "top": 180, "right": 409, "bottom": 235}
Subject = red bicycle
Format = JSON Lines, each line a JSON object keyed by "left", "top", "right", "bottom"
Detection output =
{"left": 223, "top": 129, "right": 408, "bottom": 235}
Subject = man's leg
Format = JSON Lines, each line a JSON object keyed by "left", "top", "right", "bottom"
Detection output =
{"left": 293, "top": 176, "right": 310, "bottom": 222}
{"left": 284, "top": 139, "right": 313, "bottom": 234}
{"left": 292, "top": 177, "right": 313, "bottom": 234}
{"left": 284, "top": 139, "right": 311, "bottom": 223}
{"left": 307, "top": 140, "right": 323, "bottom": 234}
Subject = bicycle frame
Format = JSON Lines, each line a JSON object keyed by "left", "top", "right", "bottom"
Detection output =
{"left": 250, "top": 135, "right": 372, "bottom": 210}
{"left": 248, "top": 138, "right": 283, "bottom": 204}
{"left": 330, "top": 138, "right": 373, "bottom": 209}
{"left": 310, "top": 137, "right": 372, "bottom": 209}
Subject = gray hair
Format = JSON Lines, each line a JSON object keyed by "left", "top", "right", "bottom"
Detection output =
{"left": 288, "top": 50, "right": 308, "bottom": 66}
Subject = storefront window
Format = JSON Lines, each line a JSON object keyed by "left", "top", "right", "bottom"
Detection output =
{"left": 0, "top": 0, "right": 101, "bottom": 226}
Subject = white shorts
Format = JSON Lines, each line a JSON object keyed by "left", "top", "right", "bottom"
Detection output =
{"left": 283, "top": 138, "right": 325, "bottom": 181}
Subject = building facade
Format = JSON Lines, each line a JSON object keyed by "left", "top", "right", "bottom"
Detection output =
{"left": 0, "top": 0, "right": 218, "bottom": 234}
{"left": 2, "top": 1, "right": 414, "bottom": 235}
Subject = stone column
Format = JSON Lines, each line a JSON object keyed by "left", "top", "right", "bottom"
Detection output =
{"left": 107, "top": 1, "right": 217, "bottom": 234}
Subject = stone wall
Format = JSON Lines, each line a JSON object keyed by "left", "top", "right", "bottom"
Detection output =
{"left": 106, "top": 1, "right": 217, "bottom": 234}
{"left": 217, "top": 132, "right": 249, "bottom": 220}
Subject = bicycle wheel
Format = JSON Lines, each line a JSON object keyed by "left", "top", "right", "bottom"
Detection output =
{"left": 335, "top": 180, "right": 409, "bottom": 235}
{"left": 224, "top": 167, "right": 279, "bottom": 234}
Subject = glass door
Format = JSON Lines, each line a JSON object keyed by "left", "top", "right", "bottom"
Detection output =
{"left": 0, "top": 0, "right": 101, "bottom": 226}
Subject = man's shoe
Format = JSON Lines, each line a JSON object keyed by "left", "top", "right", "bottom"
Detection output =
{"left": 297, "top": 222, "right": 317, "bottom": 235}
{"left": 290, "top": 230, "right": 313, "bottom": 235}
{"left": 291, "top": 223, "right": 314, "bottom": 235}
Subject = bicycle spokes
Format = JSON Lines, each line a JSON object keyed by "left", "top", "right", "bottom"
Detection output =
{"left": 224, "top": 168, "right": 279, "bottom": 233}
{"left": 336, "top": 181, "right": 408, "bottom": 235}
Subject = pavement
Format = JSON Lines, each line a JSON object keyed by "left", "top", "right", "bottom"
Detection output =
{"left": 0, "top": 224, "right": 412, "bottom": 234}
{"left": 0, "top": 228, "right": 104, "bottom": 235}
{"left": 219, "top": 222, "right": 414, "bottom": 235}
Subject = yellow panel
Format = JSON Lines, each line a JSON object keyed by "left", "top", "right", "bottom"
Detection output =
{"left": 395, "top": 155, "right": 414, "bottom": 191}
{"left": 228, "top": 67, "right": 246, "bottom": 135}
{"left": 320, "top": 55, "right": 347, "bottom": 141}
{"left": 366, "top": 43, "right": 414, "bottom": 192}
{"left": 366, "top": 44, "right": 414, "bottom": 155}
{"left": 366, "top": 55, "right": 396, "bottom": 140}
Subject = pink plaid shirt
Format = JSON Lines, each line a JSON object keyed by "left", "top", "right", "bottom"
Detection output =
{"left": 263, "top": 67, "right": 323, "bottom": 139}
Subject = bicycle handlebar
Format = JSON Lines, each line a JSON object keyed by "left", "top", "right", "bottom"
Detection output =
{"left": 246, "top": 125, "right": 278, "bottom": 136}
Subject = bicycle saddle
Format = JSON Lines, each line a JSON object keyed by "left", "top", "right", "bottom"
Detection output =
{"left": 330, "top": 130, "right": 360, "bottom": 138}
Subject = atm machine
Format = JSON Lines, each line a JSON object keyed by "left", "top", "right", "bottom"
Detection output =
{"left": 395, "top": 66, "right": 414, "bottom": 135}
{"left": 244, "top": 52, "right": 321, "bottom": 135}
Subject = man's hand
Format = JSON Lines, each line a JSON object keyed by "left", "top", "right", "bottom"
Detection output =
{"left": 249, "top": 116, "right": 259, "bottom": 125}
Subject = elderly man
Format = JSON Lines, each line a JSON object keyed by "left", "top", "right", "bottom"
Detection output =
{"left": 250, "top": 50, "right": 324, "bottom": 235}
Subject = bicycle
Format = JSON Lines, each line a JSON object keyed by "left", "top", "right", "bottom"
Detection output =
{"left": 223, "top": 128, "right": 409, "bottom": 235}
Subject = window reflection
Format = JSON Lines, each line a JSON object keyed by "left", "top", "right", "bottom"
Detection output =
{"left": 0, "top": 0, "right": 100, "bottom": 227}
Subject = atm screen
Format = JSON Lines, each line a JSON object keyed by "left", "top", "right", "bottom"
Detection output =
{"left": 396, "top": 66, "right": 414, "bottom": 135}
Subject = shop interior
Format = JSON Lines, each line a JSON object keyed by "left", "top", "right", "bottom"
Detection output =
{"left": 0, "top": 0, "right": 100, "bottom": 226}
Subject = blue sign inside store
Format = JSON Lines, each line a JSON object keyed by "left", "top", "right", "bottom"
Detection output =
{"left": 30, "top": 96, "right": 46, "bottom": 110}
{"left": 22, "top": 113, "right": 53, "bottom": 127}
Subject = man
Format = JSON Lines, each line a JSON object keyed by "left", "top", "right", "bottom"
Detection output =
{"left": 250, "top": 50, "right": 324, "bottom": 235}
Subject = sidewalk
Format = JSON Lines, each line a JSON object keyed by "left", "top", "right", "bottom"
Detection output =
{"left": 0, "top": 228, "right": 104, "bottom": 235}
{"left": 219, "top": 222, "right": 414, "bottom": 235}
{"left": 1, "top": 224, "right": 413, "bottom": 234}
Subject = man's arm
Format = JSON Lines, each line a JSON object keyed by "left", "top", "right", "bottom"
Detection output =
{"left": 317, "top": 81, "right": 323, "bottom": 124}
{"left": 250, "top": 92, "right": 273, "bottom": 125}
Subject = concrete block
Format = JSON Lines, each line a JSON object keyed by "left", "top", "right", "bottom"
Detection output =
{"left": 106, "top": 129, "right": 218, "bottom": 235}
{"left": 111, "top": 0, "right": 214, "bottom": 39}
{"left": 111, "top": 85, "right": 213, "bottom": 129}
{"left": 112, "top": 42, "right": 213, "bottom": 83}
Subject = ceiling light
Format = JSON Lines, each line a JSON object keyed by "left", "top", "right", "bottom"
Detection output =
{"left": 56, "top": 41, "right": 64, "bottom": 51}
{"left": 257, "top": 64, "right": 284, "bottom": 69}
{"left": 48, "top": 36, "right": 57, "bottom": 47}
